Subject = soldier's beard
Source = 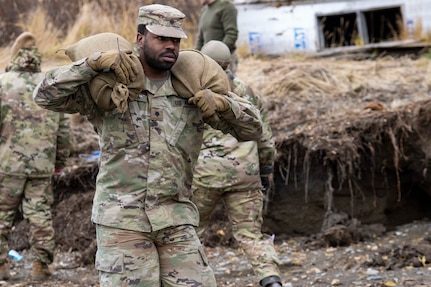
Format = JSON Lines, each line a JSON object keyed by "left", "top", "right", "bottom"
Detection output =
{"left": 143, "top": 49, "right": 176, "bottom": 72}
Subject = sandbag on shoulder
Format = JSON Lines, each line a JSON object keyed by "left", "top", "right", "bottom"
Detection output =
{"left": 64, "top": 32, "right": 144, "bottom": 112}
{"left": 171, "top": 49, "right": 229, "bottom": 98}
{"left": 65, "top": 32, "right": 136, "bottom": 61}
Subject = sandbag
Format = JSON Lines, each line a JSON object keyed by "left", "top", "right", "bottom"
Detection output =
{"left": 64, "top": 32, "right": 144, "bottom": 112}
{"left": 65, "top": 32, "right": 136, "bottom": 61}
{"left": 171, "top": 49, "right": 229, "bottom": 98}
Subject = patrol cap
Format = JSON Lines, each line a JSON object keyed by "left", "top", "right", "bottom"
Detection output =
{"left": 201, "top": 40, "right": 231, "bottom": 64}
{"left": 138, "top": 4, "right": 188, "bottom": 39}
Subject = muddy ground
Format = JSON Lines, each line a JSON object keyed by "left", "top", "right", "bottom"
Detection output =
{"left": 3, "top": 53, "right": 431, "bottom": 286}
{"left": 2, "top": 220, "right": 431, "bottom": 286}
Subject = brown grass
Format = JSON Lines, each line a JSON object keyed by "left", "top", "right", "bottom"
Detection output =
{"left": 235, "top": 55, "right": 431, "bottom": 138}
{"left": 0, "top": 0, "right": 200, "bottom": 69}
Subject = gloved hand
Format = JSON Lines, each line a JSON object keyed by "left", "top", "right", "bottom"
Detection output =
{"left": 188, "top": 89, "right": 231, "bottom": 119}
{"left": 87, "top": 50, "right": 139, "bottom": 85}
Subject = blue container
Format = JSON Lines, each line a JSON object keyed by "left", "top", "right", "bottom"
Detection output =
{"left": 8, "top": 250, "right": 23, "bottom": 261}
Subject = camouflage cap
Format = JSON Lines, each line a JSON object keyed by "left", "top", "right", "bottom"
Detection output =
{"left": 138, "top": 4, "right": 188, "bottom": 39}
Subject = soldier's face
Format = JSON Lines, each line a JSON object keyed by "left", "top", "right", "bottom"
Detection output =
{"left": 137, "top": 30, "right": 180, "bottom": 72}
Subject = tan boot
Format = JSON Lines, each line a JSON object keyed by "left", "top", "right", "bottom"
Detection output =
{"left": 31, "top": 261, "right": 51, "bottom": 281}
{"left": 0, "top": 263, "right": 9, "bottom": 280}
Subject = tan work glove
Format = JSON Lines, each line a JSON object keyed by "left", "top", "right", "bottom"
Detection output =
{"left": 87, "top": 50, "right": 139, "bottom": 85}
{"left": 188, "top": 89, "right": 231, "bottom": 120}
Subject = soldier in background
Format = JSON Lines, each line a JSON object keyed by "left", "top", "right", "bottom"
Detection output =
{"left": 33, "top": 4, "right": 263, "bottom": 287}
{"left": 195, "top": 0, "right": 239, "bottom": 74}
{"left": 0, "top": 32, "right": 71, "bottom": 281}
{"left": 192, "top": 40, "right": 283, "bottom": 287}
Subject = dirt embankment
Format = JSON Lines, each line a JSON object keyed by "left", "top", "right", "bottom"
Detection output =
{"left": 236, "top": 55, "right": 431, "bottom": 237}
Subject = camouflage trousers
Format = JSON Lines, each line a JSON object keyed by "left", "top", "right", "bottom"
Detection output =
{"left": 193, "top": 187, "right": 282, "bottom": 282}
{"left": 0, "top": 174, "right": 55, "bottom": 264}
{"left": 95, "top": 224, "right": 217, "bottom": 287}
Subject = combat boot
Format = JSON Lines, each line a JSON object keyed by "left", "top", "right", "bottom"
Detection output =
{"left": 260, "top": 275, "right": 282, "bottom": 287}
{"left": 0, "top": 263, "right": 9, "bottom": 280}
{"left": 31, "top": 261, "right": 51, "bottom": 281}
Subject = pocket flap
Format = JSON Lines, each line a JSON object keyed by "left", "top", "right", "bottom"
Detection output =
{"left": 95, "top": 250, "right": 124, "bottom": 273}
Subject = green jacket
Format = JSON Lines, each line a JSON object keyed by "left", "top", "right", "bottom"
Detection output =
{"left": 0, "top": 47, "right": 70, "bottom": 178}
{"left": 195, "top": 0, "right": 238, "bottom": 52}
{"left": 33, "top": 58, "right": 262, "bottom": 232}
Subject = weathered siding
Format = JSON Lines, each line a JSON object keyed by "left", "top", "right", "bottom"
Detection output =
{"left": 235, "top": 0, "right": 431, "bottom": 54}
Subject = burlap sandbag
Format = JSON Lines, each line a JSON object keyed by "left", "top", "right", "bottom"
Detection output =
{"left": 171, "top": 49, "right": 229, "bottom": 98}
{"left": 88, "top": 73, "right": 145, "bottom": 112}
{"left": 64, "top": 32, "right": 144, "bottom": 112}
{"left": 65, "top": 32, "right": 136, "bottom": 61}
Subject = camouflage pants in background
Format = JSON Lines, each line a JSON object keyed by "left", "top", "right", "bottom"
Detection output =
{"left": 193, "top": 187, "right": 282, "bottom": 282}
{"left": 0, "top": 174, "right": 55, "bottom": 264}
{"left": 95, "top": 224, "right": 217, "bottom": 287}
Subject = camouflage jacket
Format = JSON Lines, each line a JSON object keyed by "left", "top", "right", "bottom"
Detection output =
{"left": 193, "top": 73, "right": 275, "bottom": 190}
{"left": 32, "top": 58, "right": 262, "bottom": 232}
{"left": 0, "top": 48, "right": 71, "bottom": 178}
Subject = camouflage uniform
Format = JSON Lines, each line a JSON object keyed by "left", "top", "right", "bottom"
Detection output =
{"left": 0, "top": 47, "right": 71, "bottom": 266}
{"left": 33, "top": 5, "right": 262, "bottom": 286}
{"left": 192, "top": 72, "right": 283, "bottom": 283}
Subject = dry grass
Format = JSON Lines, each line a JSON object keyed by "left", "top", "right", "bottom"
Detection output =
{"left": 0, "top": 0, "right": 200, "bottom": 69}
{"left": 236, "top": 55, "right": 431, "bottom": 137}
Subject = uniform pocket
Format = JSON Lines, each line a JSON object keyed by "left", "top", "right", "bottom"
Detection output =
{"left": 95, "top": 250, "right": 124, "bottom": 273}
{"left": 129, "top": 99, "right": 149, "bottom": 144}
{"left": 165, "top": 104, "right": 191, "bottom": 146}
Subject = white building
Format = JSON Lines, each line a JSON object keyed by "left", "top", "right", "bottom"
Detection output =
{"left": 234, "top": 0, "right": 431, "bottom": 55}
